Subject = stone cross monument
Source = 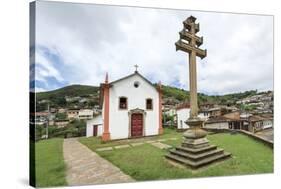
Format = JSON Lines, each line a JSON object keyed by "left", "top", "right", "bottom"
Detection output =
{"left": 166, "top": 16, "right": 231, "bottom": 169}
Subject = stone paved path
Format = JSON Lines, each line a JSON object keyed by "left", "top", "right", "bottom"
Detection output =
{"left": 95, "top": 137, "right": 178, "bottom": 151}
{"left": 151, "top": 142, "right": 172, "bottom": 149}
{"left": 63, "top": 138, "right": 134, "bottom": 186}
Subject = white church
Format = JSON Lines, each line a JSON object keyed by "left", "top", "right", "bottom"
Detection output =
{"left": 86, "top": 68, "right": 163, "bottom": 141}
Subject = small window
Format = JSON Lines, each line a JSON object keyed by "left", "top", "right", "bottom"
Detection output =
{"left": 146, "top": 98, "right": 153, "bottom": 110}
{"left": 119, "top": 97, "right": 127, "bottom": 109}
{"left": 134, "top": 81, "right": 140, "bottom": 88}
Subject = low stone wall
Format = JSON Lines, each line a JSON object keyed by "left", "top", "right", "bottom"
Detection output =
{"left": 237, "top": 130, "right": 273, "bottom": 148}
{"left": 202, "top": 128, "right": 273, "bottom": 148}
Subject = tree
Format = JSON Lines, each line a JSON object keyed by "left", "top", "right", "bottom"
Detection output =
{"left": 56, "top": 112, "right": 67, "bottom": 120}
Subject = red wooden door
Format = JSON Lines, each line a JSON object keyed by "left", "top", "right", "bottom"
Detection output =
{"left": 131, "top": 113, "right": 143, "bottom": 137}
{"left": 93, "top": 125, "right": 98, "bottom": 136}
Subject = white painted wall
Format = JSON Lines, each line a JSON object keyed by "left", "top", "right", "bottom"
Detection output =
{"left": 79, "top": 109, "right": 94, "bottom": 120}
{"left": 204, "top": 122, "right": 229, "bottom": 129}
{"left": 86, "top": 115, "right": 103, "bottom": 137}
{"left": 176, "top": 108, "right": 190, "bottom": 129}
{"left": 198, "top": 112, "right": 209, "bottom": 121}
{"left": 263, "top": 120, "right": 273, "bottom": 129}
{"left": 105, "top": 73, "right": 159, "bottom": 140}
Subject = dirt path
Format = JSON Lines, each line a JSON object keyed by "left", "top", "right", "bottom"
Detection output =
{"left": 63, "top": 138, "right": 134, "bottom": 186}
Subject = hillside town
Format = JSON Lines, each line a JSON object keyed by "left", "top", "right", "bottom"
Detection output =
{"left": 32, "top": 87, "right": 273, "bottom": 141}
{"left": 163, "top": 90, "right": 273, "bottom": 141}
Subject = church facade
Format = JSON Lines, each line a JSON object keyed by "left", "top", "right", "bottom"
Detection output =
{"left": 86, "top": 70, "right": 163, "bottom": 141}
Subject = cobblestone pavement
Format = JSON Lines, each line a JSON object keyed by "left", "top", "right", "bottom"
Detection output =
{"left": 63, "top": 138, "right": 134, "bottom": 186}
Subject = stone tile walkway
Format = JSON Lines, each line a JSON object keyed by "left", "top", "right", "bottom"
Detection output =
{"left": 63, "top": 138, "right": 134, "bottom": 186}
{"left": 94, "top": 137, "right": 178, "bottom": 151}
{"left": 151, "top": 142, "right": 172, "bottom": 149}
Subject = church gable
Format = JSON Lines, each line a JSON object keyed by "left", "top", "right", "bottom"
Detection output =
{"left": 109, "top": 71, "right": 158, "bottom": 93}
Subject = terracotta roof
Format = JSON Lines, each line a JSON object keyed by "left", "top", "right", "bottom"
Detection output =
{"left": 248, "top": 115, "right": 266, "bottom": 122}
{"left": 33, "top": 112, "right": 49, "bottom": 116}
{"left": 206, "top": 116, "right": 230, "bottom": 123}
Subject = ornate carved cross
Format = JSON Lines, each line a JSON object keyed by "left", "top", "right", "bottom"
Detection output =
{"left": 175, "top": 16, "right": 207, "bottom": 118}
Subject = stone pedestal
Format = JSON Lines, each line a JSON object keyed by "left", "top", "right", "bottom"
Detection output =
{"left": 166, "top": 117, "right": 231, "bottom": 169}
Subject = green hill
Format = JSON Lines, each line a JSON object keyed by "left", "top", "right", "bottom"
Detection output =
{"left": 35, "top": 84, "right": 263, "bottom": 111}
{"left": 37, "top": 85, "right": 99, "bottom": 101}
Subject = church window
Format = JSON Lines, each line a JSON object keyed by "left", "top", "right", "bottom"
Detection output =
{"left": 134, "top": 81, "right": 140, "bottom": 88}
{"left": 119, "top": 97, "right": 127, "bottom": 109}
{"left": 146, "top": 98, "right": 153, "bottom": 110}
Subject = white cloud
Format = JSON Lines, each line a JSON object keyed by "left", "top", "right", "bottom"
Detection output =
{"left": 35, "top": 1, "right": 273, "bottom": 94}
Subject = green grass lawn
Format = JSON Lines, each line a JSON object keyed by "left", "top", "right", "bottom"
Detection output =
{"left": 35, "top": 138, "right": 67, "bottom": 187}
{"left": 80, "top": 130, "right": 273, "bottom": 181}
{"left": 79, "top": 128, "right": 182, "bottom": 150}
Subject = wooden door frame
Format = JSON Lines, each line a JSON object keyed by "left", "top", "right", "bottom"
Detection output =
{"left": 93, "top": 125, "right": 98, "bottom": 136}
{"left": 128, "top": 108, "right": 146, "bottom": 138}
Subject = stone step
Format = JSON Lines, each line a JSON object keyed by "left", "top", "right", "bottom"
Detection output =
{"left": 170, "top": 148, "right": 224, "bottom": 161}
{"left": 176, "top": 145, "right": 217, "bottom": 154}
{"left": 165, "top": 152, "right": 231, "bottom": 169}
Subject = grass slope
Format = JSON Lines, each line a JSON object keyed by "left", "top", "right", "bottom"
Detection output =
{"left": 35, "top": 138, "right": 67, "bottom": 187}
{"left": 80, "top": 131, "right": 273, "bottom": 181}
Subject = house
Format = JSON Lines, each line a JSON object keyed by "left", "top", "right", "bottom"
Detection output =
{"left": 78, "top": 109, "right": 94, "bottom": 120}
{"left": 247, "top": 114, "right": 273, "bottom": 132}
{"left": 198, "top": 109, "right": 210, "bottom": 120}
{"left": 86, "top": 115, "right": 103, "bottom": 137}
{"left": 164, "top": 106, "right": 177, "bottom": 117}
{"left": 67, "top": 109, "right": 79, "bottom": 119}
{"left": 86, "top": 70, "right": 163, "bottom": 141}
{"left": 199, "top": 102, "right": 214, "bottom": 110}
{"left": 208, "top": 107, "right": 222, "bottom": 117}
{"left": 58, "top": 108, "right": 67, "bottom": 113}
{"left": 162, "top": 105, "right": 177, "bottom": 127}
{"left": 55, "top": 119, "right": 69, "bottom": 128}
{"left": 176, "top": 103, "right": 190, "bottom": 130}
{"left": 33, "top": 111, "right": 49, "bottom": 125}
{"left": 224, "top": 111, "right": 247, "bottom": 130}
{"left": 204, "top": 116, "right": 229, "bottom": 130}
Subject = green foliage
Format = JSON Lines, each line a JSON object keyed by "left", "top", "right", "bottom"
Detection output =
{"left": 69, "top": 119, "right": 86, "bottom": 137}
{"left": 56, "top": 113, "right": 67, "bottom": 120}
{"left": 161, "top": 85, "right": 189, "bottom": 102}
{"left": 51, "top": 96, "right": 66, "bottom": 107}
{"left": 35, "top": 138, "right": 67, "bottom": 187}
{"left": 35, "top": 102, "right": 48, "bottom": 112}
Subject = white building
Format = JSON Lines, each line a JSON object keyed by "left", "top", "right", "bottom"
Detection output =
{"left": 79, "top": 109, "right": 94, "bottom": 120}
{"left": 204, "top": 116, "right": 229, "bottom": 130}
{"left": 176, "top": 103, "right": 190, "bottom": 130}
{"left": 86, "top": 70, "right": 163, "bottom": 141}
{"left": 86, "top": 115, "right": 103, "bottom": 137}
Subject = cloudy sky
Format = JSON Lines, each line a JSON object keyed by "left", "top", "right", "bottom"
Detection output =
{"left": 32, "top": 1, "right": 273, "bottom": 95}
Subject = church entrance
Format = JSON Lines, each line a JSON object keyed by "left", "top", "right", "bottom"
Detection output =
{"left": 131, "top": 113, "right": 143, "bottom": 137}
{"left": 93, "top": 125, "right": 98, "bottom": 136}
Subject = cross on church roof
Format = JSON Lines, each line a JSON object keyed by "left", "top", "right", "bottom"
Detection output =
{"left": 134, "top": 64, "right": 139, "bottom": 72}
